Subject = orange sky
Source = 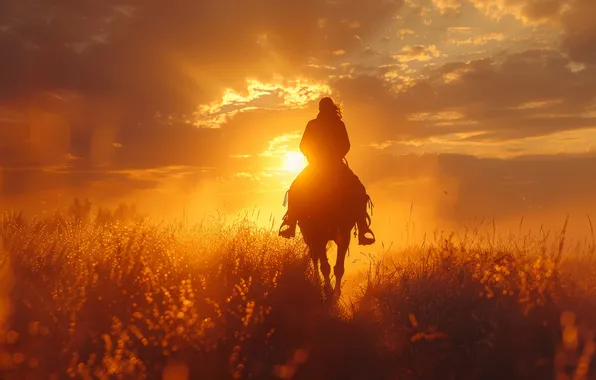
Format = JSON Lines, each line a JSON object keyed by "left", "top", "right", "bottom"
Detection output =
{"left": 1, "top": 0, "right": 596, "bottom": 247}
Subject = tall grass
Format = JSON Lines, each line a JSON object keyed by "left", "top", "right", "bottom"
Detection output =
{"left": 0, "top": 200, "right": 595, "bottom": 379}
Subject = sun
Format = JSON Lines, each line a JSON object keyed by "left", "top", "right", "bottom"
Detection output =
{"left": 282, "top": 151, "right": 307, "bottom": 173}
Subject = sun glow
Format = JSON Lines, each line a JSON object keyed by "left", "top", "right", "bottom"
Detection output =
{"left": 282, "top": 151, "right": 307, "bottom": 174}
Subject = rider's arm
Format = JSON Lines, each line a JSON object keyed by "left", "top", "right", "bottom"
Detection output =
{"left": 299, "top": 121, "right": 316, "bottom": 162}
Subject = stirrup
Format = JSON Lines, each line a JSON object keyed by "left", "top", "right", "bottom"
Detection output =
{"left": 279, "top": 224, "right": 296, "bottom": 239}
{"left": 278, "top": 214, "right": 296, "bottom": 238}
{"left": 358, "top": 229, "right": 375, "bottom": 246}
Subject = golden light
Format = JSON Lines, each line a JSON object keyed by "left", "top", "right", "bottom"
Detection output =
{"left": 282, "top": 151, "right": 307, "bottom": 173}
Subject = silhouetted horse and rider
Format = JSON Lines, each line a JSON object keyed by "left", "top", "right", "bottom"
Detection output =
{"left": 279, "top": 97, "right": 376, "bottom": 295}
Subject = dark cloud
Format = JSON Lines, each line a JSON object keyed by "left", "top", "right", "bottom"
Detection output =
{"left": 0, "top": 167, "right": 159, "bottom": 197}
{"left": 465, "top": 0, "right": 596, "bottom": 64}
{"left": 113, "top": 123, "right": 225, "bottom": 169}
{"left": 0, "top": 0, "right": 407, "bottom": 188}
{"left": 461, "top": 116, "right": 596, "bottom": 142}
{"left": 0, "top": 0, "right": 404, "bottom": 113}
{"left": 0, "top": 102, "right": 226, "bottom": 171}
{"left": 327, "top": 49, "right": 596, "bottom": 144}
{"left": 434, "top": 152, "right": 596, "bottom": 222}
{"left": 561, "top": 0, "right": 596, "bottom": 64}
{"left": 347, "top": 150, "right": 596, "bottom": 226}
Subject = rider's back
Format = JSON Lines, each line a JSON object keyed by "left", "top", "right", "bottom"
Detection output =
{"left": 299, "top": 114, "right": 350, "bottom": 168}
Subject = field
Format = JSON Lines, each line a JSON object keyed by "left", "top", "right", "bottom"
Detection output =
{"left": 1, "top": 200, "right": 596, "bottom": 379}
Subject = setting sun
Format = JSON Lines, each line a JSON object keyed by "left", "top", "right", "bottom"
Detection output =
{"left": 283, "top": 151, "right": 307, "bottom": 173}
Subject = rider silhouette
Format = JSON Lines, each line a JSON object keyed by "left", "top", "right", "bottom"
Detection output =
{"left": 278, "top": 97, "right": 376, "bottom": 246}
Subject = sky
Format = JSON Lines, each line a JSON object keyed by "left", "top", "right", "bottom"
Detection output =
{"left": 1, "top": 0, "right": 596, "bottom": 246}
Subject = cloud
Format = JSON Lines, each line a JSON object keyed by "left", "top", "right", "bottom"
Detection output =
{"left": 561, "top": 0, "right": 596, "bottom": 64}
{"left": 0, "top": 0, "right": 409, "bottom": 188}
{"left": 449, "top": 33, "right": 506, "bottom": 45}
{"left": 435, "top": 152, "right": 596, "bottom": 223}
{"left": 0, "top": 0, "right": 405, "bottom": 112}
{"left": 0, "top": 166, "right": 161, "bottom": 197}
{"left": 347, "top": 150, "right": 596, "bottom": 231}
{"left": 195, "top": 77, "right": 332, "bottom": 127}
{"left": 468, "top": 0, "right": 568, "bottom": 23}
{"left": 432, "top": 0, "right": 463, "bottom": 14}
{"left": 393, "top": 44, "right": 444, "bottom": 62}
{"left": 329, "top": 48, "right": 596, "bottom": 148}
{"left": 2, "top": 0, "right": 591, "bottom": 171}
{"left": 465, "top": 0, "right": 596, "bottom": 64}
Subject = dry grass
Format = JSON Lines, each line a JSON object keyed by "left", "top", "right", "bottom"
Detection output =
{"left": 0, "top": 200, "right": 595, "bottom": 379}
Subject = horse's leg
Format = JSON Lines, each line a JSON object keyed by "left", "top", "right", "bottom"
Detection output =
{"left": 333, "top": 230, "right": 351, "bottom": 296}
{"left": 313, "top": 241, "right": 332, "bottom": 293}
{"left": 301, "top": 225, "right": 319, "bottom": 280}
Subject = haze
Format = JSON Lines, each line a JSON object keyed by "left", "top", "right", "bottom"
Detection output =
{"left": 2, "top": 0, "right": 596, "bottom": 247}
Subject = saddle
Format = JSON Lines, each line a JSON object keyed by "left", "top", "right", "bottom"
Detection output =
{"left": 280, "top": 160, "right": 376, "bottom": 245}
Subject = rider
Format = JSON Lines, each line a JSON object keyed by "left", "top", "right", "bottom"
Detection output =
{"left": 278, "top": 97, "right": 376, "bottom": 246}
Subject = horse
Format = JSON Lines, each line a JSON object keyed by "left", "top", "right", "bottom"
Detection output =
{"left": 290, "top": 184, "right": 366, "bottom": 297}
